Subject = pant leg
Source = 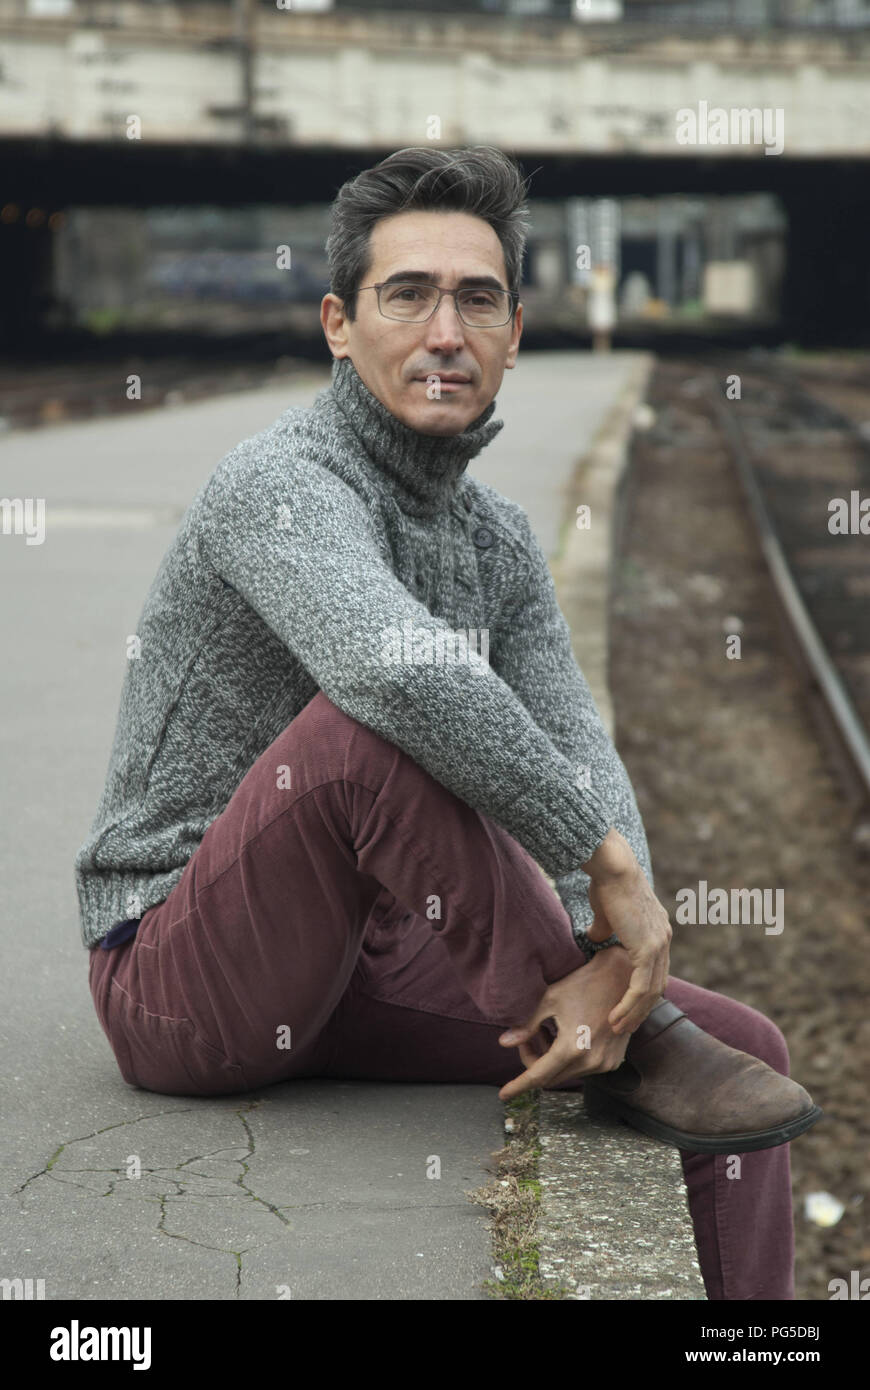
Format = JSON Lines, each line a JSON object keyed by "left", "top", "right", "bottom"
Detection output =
{"left": 664, "top": 978, "right": 795, "bottom": 1302}
{"left": 324, "top": 916, "right": 795, "bottom": 1302}
{"left": 88, "top": 689, "right": 585, "bottom": 1098}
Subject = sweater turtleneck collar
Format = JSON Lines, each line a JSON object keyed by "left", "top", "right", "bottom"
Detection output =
{"left": 321, "top": 354, "right": 504, "bottom": 515}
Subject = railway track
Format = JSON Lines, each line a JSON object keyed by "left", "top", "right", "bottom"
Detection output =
{"left": 612, "top": 354, "right": 870, "bottom": 1306}
{"left": 702, "top": 357, "right": 870, "bottom": 829}
{"left": 0, "top": 352, "right": 313, "bottom": 431}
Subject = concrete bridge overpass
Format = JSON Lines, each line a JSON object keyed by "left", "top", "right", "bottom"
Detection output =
{"left": 3, "top": 2, "right": 869, "bottom": 152}
{"left": 2, "top": 1, "right": 869, "bottom": 344}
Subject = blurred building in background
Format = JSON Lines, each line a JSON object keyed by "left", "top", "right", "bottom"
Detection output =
{"left": 15, "top": 0, "right": 870, "bottom": 25}
{"left": 48, "top": 190, "right": 787, "bottom": 341}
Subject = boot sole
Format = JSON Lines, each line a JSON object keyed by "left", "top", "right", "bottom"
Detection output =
{"left": 583, "top": 1082, "right": 823, "bottom": 1154}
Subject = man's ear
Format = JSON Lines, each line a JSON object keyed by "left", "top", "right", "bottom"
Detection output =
{"left": 321, "top": 293, "right": 350, "bottom": 358}
{"left": 500, "top": 303, "right": 522, "bottom": 369}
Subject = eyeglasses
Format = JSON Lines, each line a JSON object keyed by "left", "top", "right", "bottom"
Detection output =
{"left": 358, "top": 281, "right": 518, "bottom": 328}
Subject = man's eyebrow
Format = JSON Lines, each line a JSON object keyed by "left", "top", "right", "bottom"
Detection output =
{"left": 380, "top": 270, "right": 508, "bottom": 291}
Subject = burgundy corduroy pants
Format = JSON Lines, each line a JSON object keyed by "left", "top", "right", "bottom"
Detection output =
{"left": 89, "top": 691, "right": 795, "bottom": 1300}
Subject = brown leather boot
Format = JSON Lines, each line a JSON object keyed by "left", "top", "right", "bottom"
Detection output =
{"left": 582, "top": 999, "right": 822, "bottom": 1154}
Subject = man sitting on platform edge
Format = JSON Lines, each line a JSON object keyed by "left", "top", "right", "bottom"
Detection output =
{"left": 76, "top": 144, "right": 821, "bottom": 1302}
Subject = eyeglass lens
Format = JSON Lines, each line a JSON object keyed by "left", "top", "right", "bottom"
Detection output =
{"left": 380, "top": 283, "right": 511, "bottom": 325}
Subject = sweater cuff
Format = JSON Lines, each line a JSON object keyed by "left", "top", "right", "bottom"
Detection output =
{"left": 552, "top": 874, "right": 622, "bottom": 962}
{"left": 573, "top": 927, "right": 622, "bottom": 964}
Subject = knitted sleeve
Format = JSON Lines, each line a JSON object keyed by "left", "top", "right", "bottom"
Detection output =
{"left": 196, "top": 444, "right": 613, "bottom": 877}
{"left": 488, "top": 507, "right": 655, "bottom": 957}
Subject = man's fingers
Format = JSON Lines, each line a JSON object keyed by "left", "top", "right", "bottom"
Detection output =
{"left": 497, "top": 1042, "right": 571, "bottom": 1102}
{"left": 608, "top": 962, "right": 660, "bottom": 1032}
{"left": 653, "top": 962, "right": 670, "bottom": 1003}
{"left": 499, "top": 1002, "right": 552, "bottom": 1048}
{"left": 607, "top": 962, "right": 671, "bottom": 1041}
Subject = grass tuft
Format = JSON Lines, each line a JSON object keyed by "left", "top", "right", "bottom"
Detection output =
{"left": 466, "top": 1090, "right": 575, "bottom": 1300}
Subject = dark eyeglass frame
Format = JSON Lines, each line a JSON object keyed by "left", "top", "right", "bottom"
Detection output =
{"left": 357, "top": 281, "right": 519, "bottom": 327}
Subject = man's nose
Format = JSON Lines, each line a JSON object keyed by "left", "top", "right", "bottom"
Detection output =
{"left": 423, "top": 293, "right": 466, "bottom": 349}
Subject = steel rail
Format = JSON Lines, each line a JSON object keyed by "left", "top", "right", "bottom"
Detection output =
{"left": 706, "top": 375, "right": 870, "bottom": 820}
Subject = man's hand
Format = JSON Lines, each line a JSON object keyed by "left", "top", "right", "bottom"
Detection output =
{"left": 496, "top": 946, "right": 635, "bottom": 1102}
{"left": 583, "top": 828, "right": 672, "bottom": 1036}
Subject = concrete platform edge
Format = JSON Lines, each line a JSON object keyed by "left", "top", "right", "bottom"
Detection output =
{"left": 537, "top": 351, "right": 707, "bottom": 1302}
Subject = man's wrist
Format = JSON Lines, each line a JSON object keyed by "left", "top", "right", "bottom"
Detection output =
{"left": 575, "top": 926, "right": 622, "bottom": 962}
{"left": 581, "top": 828, "right": 636, "bottom": 884}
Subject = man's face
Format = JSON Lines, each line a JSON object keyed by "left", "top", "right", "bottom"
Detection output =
{"left": 321, "top": 209, "right": 522, "bottom": 436}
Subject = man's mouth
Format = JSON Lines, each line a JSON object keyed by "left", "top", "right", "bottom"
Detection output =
{"left": 413, "top": 374, "right": 471, "bottom": 393}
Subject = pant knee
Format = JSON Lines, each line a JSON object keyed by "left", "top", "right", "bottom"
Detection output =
{"left": 282, "top": 690, "right": 375, "bottom": 773}
{"left": 735, "top": 1001, "right": 790, "bottom": 1075}
{"left": 668, "top": 979, "right": 792, "bottom": 1076}
{"left": 291, "top": 689, "right": 422, "bottom": 789}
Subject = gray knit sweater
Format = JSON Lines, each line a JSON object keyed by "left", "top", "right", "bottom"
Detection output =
{"left": 74, "top": 354, "right": 653, "bottom": 951}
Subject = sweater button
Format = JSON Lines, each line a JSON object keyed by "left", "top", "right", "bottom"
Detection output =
{"left": 472, "top": 525, "right": 494, "bottom": 549}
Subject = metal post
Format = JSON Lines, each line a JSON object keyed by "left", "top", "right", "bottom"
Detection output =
{"left": 234, "top": 0, "right": 256, "bottom": 145}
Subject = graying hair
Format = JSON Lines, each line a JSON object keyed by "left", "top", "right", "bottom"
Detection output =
{"left": 325, "top": 145, "right": 532, "bottom": 322}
